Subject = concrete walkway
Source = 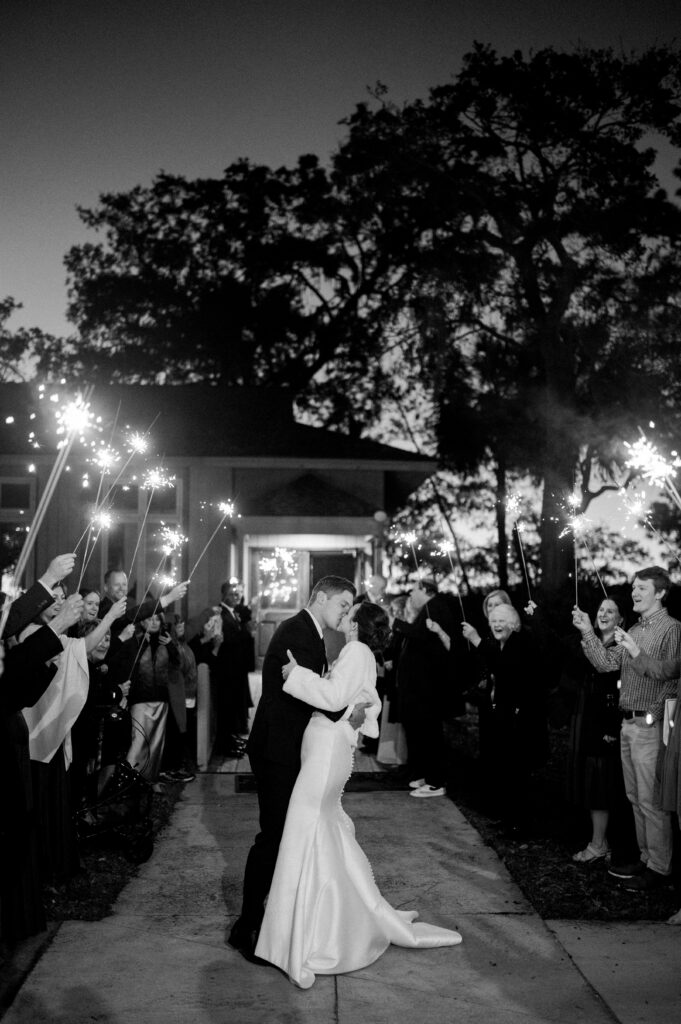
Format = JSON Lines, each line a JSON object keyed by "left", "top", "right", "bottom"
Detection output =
{"left": 2, "top": 772, "right": 679, "bottom": 1024}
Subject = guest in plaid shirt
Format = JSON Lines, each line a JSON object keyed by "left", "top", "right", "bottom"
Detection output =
{"left": 572, "top": 566, "right": 680, "bottom": 892}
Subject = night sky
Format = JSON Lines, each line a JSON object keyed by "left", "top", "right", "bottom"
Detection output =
{"left": 3, "top": 0, "right": 681, "bottom": 337}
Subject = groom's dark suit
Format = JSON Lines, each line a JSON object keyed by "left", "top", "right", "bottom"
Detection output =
{"left": 233, "top": 609, "right": 344, "bottom": 945}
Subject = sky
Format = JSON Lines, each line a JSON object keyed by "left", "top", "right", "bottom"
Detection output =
{"left": 3, "top": 0, "right": 681, "bottom": 339}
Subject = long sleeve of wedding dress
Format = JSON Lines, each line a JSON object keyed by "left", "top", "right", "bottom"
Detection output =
{"left": 283, "top": 640, "right": 382, "bottom": 737}
{"left": 255, "top": 641, "right": 462, "bottom": 988}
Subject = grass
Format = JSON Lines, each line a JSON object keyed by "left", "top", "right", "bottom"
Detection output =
{"left": 44, "top": 780, "right": 183, "bottom": 923}
{"left": 445, "top": 710, "right": 680, "bottom": 921}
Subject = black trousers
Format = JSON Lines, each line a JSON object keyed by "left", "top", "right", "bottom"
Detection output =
{"left": 403, "top": 700, "right": 447, "bottom": 789}
{"left": 239, "top": 755, "right": 299, "bottom": 930}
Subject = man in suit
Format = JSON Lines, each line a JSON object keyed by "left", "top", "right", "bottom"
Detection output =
{"left": 229, "top": 575, "right": 367, "bottom": 961}
{"left": 99, "top": 569, "right": 187, "bottom": 636}
{"left": 393, "top": 579, "right": 457, "bottom": 798}
{"left": 190, "top": 580, "right": 254, "bottom": 756}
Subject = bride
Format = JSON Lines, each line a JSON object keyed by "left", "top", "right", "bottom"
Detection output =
{"left": 254, "top": 600, "right": 462, "bottom": 988}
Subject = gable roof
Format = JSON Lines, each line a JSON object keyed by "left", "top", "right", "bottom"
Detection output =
{"left": 244, "top": 473, "right": 376, "bottom": 517}
{"left": 0, "top": 383, "right": 432, "bottom": 466}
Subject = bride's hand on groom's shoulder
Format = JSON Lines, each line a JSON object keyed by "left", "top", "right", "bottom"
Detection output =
{"left": 282, "top": 649, "right": 298, "bottom": 680}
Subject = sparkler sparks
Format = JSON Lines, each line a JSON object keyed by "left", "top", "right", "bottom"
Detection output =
{"left": 141, "top": 467, "right": 174, "bottom": 490}
{"left": 624, "top": 436, "right": 681, "bottom": 489}
{"left": 159, "top": 524, "right": 187, "bottom": 556}
{"left": 92, "top": 510, "right": 113, "bottom": 531}
{"left": 128, "top": 432, "right": 149, "bottom": 454}
{"left": 93, "top": 447, "right": 119, "bottom": 472}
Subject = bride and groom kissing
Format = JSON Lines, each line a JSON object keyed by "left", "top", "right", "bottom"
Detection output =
{"left": 228, "top": 575, "right": 462, "bottom": 989}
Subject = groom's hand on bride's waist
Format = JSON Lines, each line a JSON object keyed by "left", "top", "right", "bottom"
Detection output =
{"left": 347, "top": 702, "right": 372, "bottom": 730}
{"left": 282, "top": 649, "right": 298, "bottom": 680}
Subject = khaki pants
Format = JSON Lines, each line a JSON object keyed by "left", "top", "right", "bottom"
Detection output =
{"left": 620, "top": 717, "right": 672, "bottom": 875}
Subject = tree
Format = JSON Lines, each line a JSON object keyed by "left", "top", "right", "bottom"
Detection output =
{"left": 331, "top": 44, "right": 681, "bottom": 594}
{"left": 0, "top": 297, "right": 58, "bottom": 381}
{"left": 42, "top": 159, "right": 406, "bottom": 439}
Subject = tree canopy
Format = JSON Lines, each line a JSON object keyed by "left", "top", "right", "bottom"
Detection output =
{"left": 38, "top": 43, "right": 681, "bottom": 593}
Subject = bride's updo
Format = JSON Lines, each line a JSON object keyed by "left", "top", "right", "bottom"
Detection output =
{"left": 354, "top": 601, "right": 391, "bottom": 654}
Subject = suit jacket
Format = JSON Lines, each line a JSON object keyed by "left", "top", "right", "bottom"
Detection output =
{"left": 1, "top": 581, "right": 55, "bottom": 640}
{"left": 394, "top": 593, "right": 457, "bottom": 706}
{"left": 247, "top": 609, "right": 343, "bottom": 767}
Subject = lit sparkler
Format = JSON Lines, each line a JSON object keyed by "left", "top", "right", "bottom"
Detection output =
{"left": 505, "top": 492, "right": 532, "bottom": 600}
{"left": 188, "top": 500, "right": 237, "bottom": 580}
{"left": 0, "top": 385, "right": 95, "bottom": 639}
{"left": 128, "top": 467, "right": 175, "bottom": 579}
{"left": 618, "top": 487, "right": 681, "bottom": 572}
{"left": 624, "top": 433, "right": 681, "bottom": 511}
{"left": 399, "top": 531, "right": 421, "bottom": 577}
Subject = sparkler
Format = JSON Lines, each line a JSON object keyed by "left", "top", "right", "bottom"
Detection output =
{"left": 400, "top": 531, "right": 421, "bottom": 577}
{"left": 133, "top": 523, "right": 187, "bottom": 615}
{"left": 624, "top": 433, "right": 681, "bottom": 511}
{"left": 188, "top": 501, "right": 236, "bottom": 581}
{"left": 75, "top": 510, "right": 114, "bottom": 590}
{"left": 560, "top": 497, "right": 607, "bottom": 601}
{"left": 0, "top": 387, "right": 95, "bottom": 639}
{"left": 127, "top": 468, "right": 175, "bottom": 580}
{"left": 618, "top": 487, "right": 681, "bottom": 572}
{"left": 437, "top": 534, "right": 467, "bottom": 624}
{"left": 505, "top": 492, "right": 532, "bottom": 600}
{"left": 96, "top": 425, "right": 155, "bottom": 510}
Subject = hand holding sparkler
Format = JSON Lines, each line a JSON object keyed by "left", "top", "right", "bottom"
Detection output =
{"left": 50, "top": 594, "right": 84, "bottom": 634}
{"left": 571, "top": 608, "right": 593, "bottom": 635}
{"left": 461, "top": 622, "right": 481, "bottom": 647}
{"left": 39, "top": 552, "right": 76, "bottom": 589}
{"left": 159, "top": 580, "right": 189, "bottom": 607}
{"left": 614, "top": 626, "right": 640, "bottom": 658}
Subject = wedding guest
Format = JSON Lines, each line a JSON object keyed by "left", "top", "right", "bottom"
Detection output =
{"left": 99, "top": 569, "right": 188, "bottom": 637}
{"left": 376, "top": 595, "right": 408, "bottom": 767}
{"left": 158, "top": 617, "right": 197, "bottom": 783}
{"left": 612, "top": 626, "right": 681, "bottom": 921}
{"left": 543, "top": 597, "right": 635, "bottom": 863}
{"left": 126, "top": 612, "right": 182, "bottom": 782}
{"left": 463, "top": 603, "right": 549, "bottom": 834}
{"left": 70, "top": 620, "right": 132, "bottom": 807}
{"left": 393, "top": 579, "right": 456, "bottom": 798}
{"left": 0, "top": 568, "right": 81, "bottom": 945}
{"left": 573, "top": 565, "right": 680, "bottom": 892}
{"left": 190, "top": 580, "right": 253, "bottom": 758}
{"left": 67, "top": 588, "right": 101, "bottom": 637}
{"left": 20, "top": 590, "right": 127, "bottom": 884}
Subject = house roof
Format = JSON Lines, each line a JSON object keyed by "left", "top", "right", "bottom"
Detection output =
{"left": 0, "top": 383, "right": 432, "bottom": 466}
{"left": 243, "top": 473, "right": 377, "bottom": 517}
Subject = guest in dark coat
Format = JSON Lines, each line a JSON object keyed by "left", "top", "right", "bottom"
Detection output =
{"left": 0, "top": 581, "right": 82, "bottom": 944}
{"left": 393, "top": 579, "right": 457, "bottom": 798}
{"left": 463, "top": 603, "right": 549, "bottom": 833}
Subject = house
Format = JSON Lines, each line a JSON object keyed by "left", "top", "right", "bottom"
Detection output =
{"left": 0, "top": 383, "right": 435, "bottom": 656}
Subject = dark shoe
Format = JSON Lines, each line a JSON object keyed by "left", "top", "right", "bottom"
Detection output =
{"left": 228, "top": 920, "right": 268, "bottom": 965}
{"left": 170, "top": 768, "right": 196, "bottom": 783}
{"left": 622, "top": 867, "right": 671, "bottom": 893}
{"left": 608, "top": 860, "right": 646, "bottom": 880}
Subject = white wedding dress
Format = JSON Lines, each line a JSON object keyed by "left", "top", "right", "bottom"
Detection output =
{"left": 255, "top": 640, "right": 462, "bottom": 989}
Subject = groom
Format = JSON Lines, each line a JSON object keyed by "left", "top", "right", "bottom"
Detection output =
{"left": 229, "top": 575, "right": 366, "bottom": 961}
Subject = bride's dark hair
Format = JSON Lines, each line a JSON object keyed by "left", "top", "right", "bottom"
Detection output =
{"left": 354, "top": 601, "right": 391, "bottom": 653}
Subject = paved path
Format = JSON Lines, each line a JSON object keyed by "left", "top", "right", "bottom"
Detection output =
{"left": 2, "top": 774, "right": 679, "bottom": 1023}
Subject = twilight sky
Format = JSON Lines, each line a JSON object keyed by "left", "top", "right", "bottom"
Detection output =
{"left": 3, "top": 0, "right": 681, "bottom": 338}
